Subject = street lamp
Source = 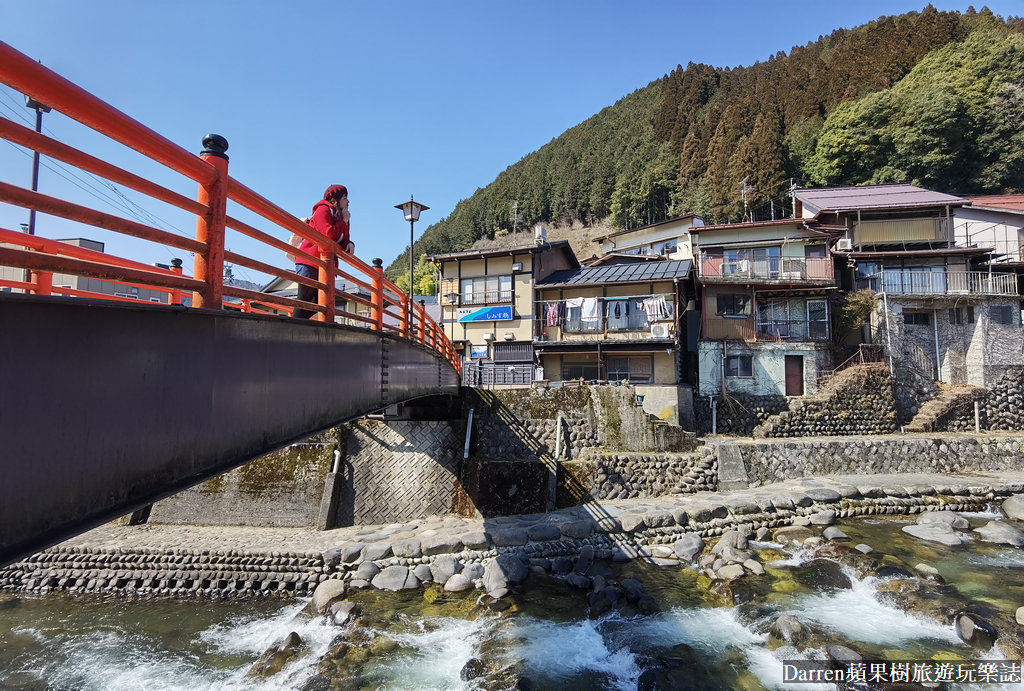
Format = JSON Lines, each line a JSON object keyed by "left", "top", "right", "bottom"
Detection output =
{"left": 445, "top": 291, "right": 459, "bottom": 344}
{"left": 24, "top": 95, "right": 51, "bottom": 237}
{"left": 394, "top": 196, "right": 429, "bottom": 304}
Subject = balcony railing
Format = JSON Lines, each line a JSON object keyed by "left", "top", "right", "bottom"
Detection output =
{"left": 856, "top": 271, "right": 1018, "bottom": 296}
{"left": 699, "top": 254, "right": 833, "bottom": 281}
{"left": 461, "top": 289, "right": 513, "bottom": 306}
{"left": 704, "top": 316, "right": 829, "bottom": 342}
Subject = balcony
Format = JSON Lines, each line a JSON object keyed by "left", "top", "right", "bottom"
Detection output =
{"left": 703, "top": 316, "right": 829, "bottom": 342}
{"left": 460, "top": 289, "right": 514, "bottom": 306}
{"left": 856, "top": 270, "right": 1018, "bottom": 296}
{"left": 699, "top": 254, "right": 833, "bottom": 282}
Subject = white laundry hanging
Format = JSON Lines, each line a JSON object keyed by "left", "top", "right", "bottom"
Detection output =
{"left": 581, "top": 297, "right": 601, "bottom": 322}
{"left": 642, "top": 296, "right": 670, "bottom": 321}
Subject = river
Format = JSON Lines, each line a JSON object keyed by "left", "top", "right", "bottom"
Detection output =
{"left": 2, "top": 509, "right": 1021, "bottom": 690}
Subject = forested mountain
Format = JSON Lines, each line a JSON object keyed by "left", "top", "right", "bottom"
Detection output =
{"left": 387, "top": 6, "right": 1024, "bottom": 284}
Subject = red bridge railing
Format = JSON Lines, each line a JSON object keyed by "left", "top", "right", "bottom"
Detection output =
{"left": 0, "top": 41, "right": 459, "bottom": 375}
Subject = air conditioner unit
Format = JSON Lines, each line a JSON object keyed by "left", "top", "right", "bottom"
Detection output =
{"left": 650, "top": 324, "right": 670, "bottom": 338}
{"left": 482, "top": 333, "right": 494, "bottom": 341}
{"left": 836, "top": 238, "right": 853, "bottom": 251}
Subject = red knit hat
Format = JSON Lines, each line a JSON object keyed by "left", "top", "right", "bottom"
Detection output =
{"left": 324, "top": 184, "right": 348, "bottom": 201}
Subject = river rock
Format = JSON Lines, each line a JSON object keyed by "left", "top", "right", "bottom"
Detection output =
{"left": 559, "top": 520, "right": 595, "bottom": 539}
{"left": 363, "top": 541, "right": 392, "bottom": 561}
{"left": 917, "top": 511, "right": 969, "bottom": 530}
{"left": 391, "top": 539, "right": 422, "bottom": 559}
{"left": 773, "top": 614, "right": 804, "bottom": 644}
{"left": 574, "top": 545, "right": 595, "bottom": 575}
{"left": 822, "top": 527, "right": 849, "bottom": 541}
{"left": 854, "top": 543, "right": 874, "bottom": 554}
{"left": 637, "top": 594, "right": 660, "bottom": 614}
{"left": 974, "top": 520, "right": 1024, "bottom": 547}
{"left": 1002, "top": 495, "right": 1024, "bottom": 520}
{"left": 743, "top": 559, "right": 764, "bottom": 576}
{"left": 328, "top": 600, "right": 360, "bottom": 627}
{"left": 484, "top": 554, "right": 528, "bottom": 592}
{"left": 619, "top": 513, "right": 647, "bottom": 533}
{"left": 430, "top": 554, "right": 462, "bottom": 584}
{"left": 566, "top": 572, "right": 591, "bottom": 590}
{"left": 462, "top": 563, "right": 485, "bottom": 581}
{"left": 902, "top": 522, "right": 965, "bottom": 546}
{"left": 551, "top": 557, "right": 573, "bottom": 574}
{"left": 712, "top": 530, "right": 748, "bottom": 553}
{"left": 371, "top": 565, "right": 420, "bottom": 591}
{"left": 461, "top": 531, "right": 490, "bottom": 550}
{"left": 805, "top": 488, "right": 841, "bottom": 503}
{"left": 793, "top": 559, "right": 852, "bottom": 590}
{"left": 526, "top": 524, "right": 561, "bottom": 542}
{"left": 354, "top": 561, "right": 380, "bottom": 581}
{"left": 1016, "top": 606, "right": 1024, "bottom": 626}
{"left": 810, "top": 510, "right": 836, "bottom": 526}
{"left": 422, "top": 535, "right": 464, "bottom": 556}
{"left": 717, "top": 564, "right": 745, "bottom": 580}
{"left": 490, "top": 528, "right": 528, "bottom": 547}
{"left": 620, "top": 578, "right": 644, "bottom": 602}
{"left": 247, "top": 631, "right": 302, "bottom": 678}
{"left": 956, "top": 612, "right": 998, "bottom": 649}
{"left": 773, "top": 526, "right": 814, "bottom": 544}
{"left": 673, "top": 533, "right": 704, "bottom": 561}
{"left": 637, "top": 643, "right": 717, "bottom": 691}
{"left": 443, "top": 573, "right": 473, "bottom": 593}
{"left": 311, "top": 579, "right": 347, "bottom": 614}
{"left": 413, "top": 564, "right": 433, "bottom": 582}
{"left": 915, "top": 563, "right": 943, "bottom": 582}
{"left": 826, "top": 644, "right": 862, "bottom": 663}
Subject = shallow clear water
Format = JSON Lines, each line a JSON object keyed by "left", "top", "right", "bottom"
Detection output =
{"left": 2, "top": 512, "right": 1023, "bottom": 690}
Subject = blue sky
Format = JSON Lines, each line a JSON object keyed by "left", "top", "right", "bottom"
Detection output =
{"left": 2, "top": 1, "right": 1020, "bottom": 287}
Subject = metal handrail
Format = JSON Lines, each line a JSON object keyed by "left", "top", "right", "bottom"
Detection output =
{"left": 0, "top": 40, "right": 459, "bottom": 374}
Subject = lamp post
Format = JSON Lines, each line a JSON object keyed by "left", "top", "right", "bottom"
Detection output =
{"left": 445, "top": 291, "right": 459, "bottom": 345}
{"left": 394, "top": 196, "right": 429, "bottom": 304}
{"left": 24, "top": 95, "right": 51, "bottom": 237}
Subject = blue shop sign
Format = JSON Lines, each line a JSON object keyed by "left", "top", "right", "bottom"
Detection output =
{"left": 458, "top": 305, "right": 514, "bottom": 322}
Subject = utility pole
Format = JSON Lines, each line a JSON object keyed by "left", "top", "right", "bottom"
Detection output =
{"left": 789, "top": 178, "right": 798, "bottom": 218}
{"left": 739, "top": 178, "right": 755, "bottom": 223}
{"left": 511, "top": 201, "right": 518, "bottom": 240}
{"left": 25, "top": 94, "right": 51, "bottom": 236}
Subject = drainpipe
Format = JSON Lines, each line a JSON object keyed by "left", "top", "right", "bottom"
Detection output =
{"left": 463, "top": 407, "right": 474, "bottom": 459}
{"left": 933, "top": 308, "right": 941, "bottom": 381}
{"left": 554, "top": 412, "right": 564, "bottom": 460}
{"left": 710, "top": 395, "right": 718, "bottom": 435}
{"left": 882, "top": 291, "right": 895, "bottom": 378}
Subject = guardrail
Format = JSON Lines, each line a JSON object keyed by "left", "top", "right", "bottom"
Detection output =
{"left": 699, "top": 253, "right": 833, "bottom": 281}
{"left": 0, "top": 41, "right": 459, "bottom": 374}
{"left": 856, "top": 270, "right": 1018, "bottom": 297}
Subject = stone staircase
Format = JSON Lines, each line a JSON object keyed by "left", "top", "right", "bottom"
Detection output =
{"left": 904, "top": 384, "right": 987, "bottom": 432}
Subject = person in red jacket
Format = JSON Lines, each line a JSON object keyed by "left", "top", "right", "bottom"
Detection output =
{"left": 294, "top": 184, "right": 352, "bottom": 319}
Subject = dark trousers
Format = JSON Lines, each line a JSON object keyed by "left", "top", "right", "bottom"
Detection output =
{"left": 294, "top": 263, "right": 318, "bottom": 319}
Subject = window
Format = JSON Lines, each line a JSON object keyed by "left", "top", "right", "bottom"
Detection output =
{"left": 562, "top": 361, "right": 599, "bottom": 381}
{"left": 949, "top": 306, "right": 975, "bottom": 325}
{"left": 904, "top": 311, "right": 931, "bottom": 326}
{"left": 717, "top": 293, "right": 750, "bottom": 317}
{"left": 607, "top": 356, "right": 653, "bottom": 383}
{"left": 461, "top": 275, "right": 512, "bottom": 305}
{"left": 725, "top": 355, "right": 753, "bottom": 377}
{"left": 724, "top": 246, "right": 780, "bottom": 277}
{"left": 807, "top": 299, "right": 829, "bottom": 339}
{"left": 991, "top": 305, "right": 1015, "bottom": 326}
{"left": 564, "top": 298, "right": 603, "bottom": 333}
{"left": 756, "top": 300, "right": 790, "bottom": 339}
{"left": 605, "top": 298, "right": 653, "bottom": 331}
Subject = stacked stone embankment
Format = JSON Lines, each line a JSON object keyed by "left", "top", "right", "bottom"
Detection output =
{"left": 565, "top": 447, "right": 717, "bottom": 501}
{"left": 4, "top": 472, "right": 1021, "bottom": 600}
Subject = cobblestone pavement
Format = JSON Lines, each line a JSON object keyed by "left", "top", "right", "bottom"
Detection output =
{"left": 56, "top": 469, "right": 1024, "bottom": 556}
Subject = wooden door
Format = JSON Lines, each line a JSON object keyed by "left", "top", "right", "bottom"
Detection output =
{"left": 785, "top": 355, "right": 804, "bottom": 396}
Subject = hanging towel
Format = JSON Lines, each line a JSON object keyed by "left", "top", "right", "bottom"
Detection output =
{"left": 565, "top": 297, "right": 584, "bottom": 309}
{"left": 545, "top": 302, "right": 560, "bottom": 326}
{"left": 642, "top": 296, "right": 670, "bottom": 321}
{"left": 581, "top": 297, "right": 601, "bottom": 323}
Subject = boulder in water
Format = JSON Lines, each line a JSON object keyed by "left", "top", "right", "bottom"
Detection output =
{"left": 673, "top": 533, "right": 704, "bottom": 561}
{"left": 371, "top": 565, "right": 420, "bottom": 591}
{"left": 974, "top": 520, "right": 1024, "bottom": 547}
{"left": 1002, "top": 495, "right": 1024, "bottom": 520}
{"left": 901, "top": 522, "right": 965, "bottom": 546}
{"left": 826, "top": 644, "right": 862, "bottom": 663}
{"left": 248, "top": 631, "right": 303, "bottom": 678}
{"left": 773, "top": 614, "right": 804, "bottom": 644}
{"left": 956, "top": 612, "right": 998, "bottom": 649}
{"left": 792, "top": 559, "right": 852, "bottom": 590}
{"left": 917, "top": 511, "right": 969, "bottom": 530}
{"left": 310, "top": 579, "right": 347, "bottom": 615}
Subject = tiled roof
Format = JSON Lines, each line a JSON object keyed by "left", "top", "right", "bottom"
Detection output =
{"left": 536, "top": 259, "right": 692, "bottom": 287}
{"left": 795, "top": 184, "right": 965, "bottom": 212}
{"left": 966, "top": 195, "right": 1024, "bottom": 212}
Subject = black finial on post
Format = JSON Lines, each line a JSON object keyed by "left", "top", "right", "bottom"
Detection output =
{"left": 170, "top": 258, "right": 183, "bottom": 269}
{"left": 372, "top": 258, "right": 383, "bottom": 268}
{"left": 201, "top": 134, "right": 229, "bottom": 160}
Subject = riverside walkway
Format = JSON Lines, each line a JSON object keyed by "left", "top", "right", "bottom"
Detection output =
{"left": 5, "top": 469, "right": 1022, "bottom": 600}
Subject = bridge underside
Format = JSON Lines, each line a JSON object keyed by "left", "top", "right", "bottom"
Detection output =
{"left": 0, "top": 294, "right": 459, "bottom": 566}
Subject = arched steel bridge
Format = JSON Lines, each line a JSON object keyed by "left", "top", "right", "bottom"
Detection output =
{"left": 0, "top": 43, "right": 459, "bottom": 566}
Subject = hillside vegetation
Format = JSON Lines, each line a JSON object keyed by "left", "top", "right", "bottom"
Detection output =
{"left": 388, "top": 6, "right": 1024, "bottom": 285}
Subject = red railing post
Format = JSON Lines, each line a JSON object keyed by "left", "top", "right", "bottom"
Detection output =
{"left": 417, "top": 300, "right": 426, "bottom": 345}
{"left": 400, "top": 294, "right": 410, "bottom": 338}
{"left": 318, "top": 245, "right": 336, "bottom": 323}
{"left": 168, "top": 257, "right": 184, "bottom": 305}
{"left": 371, "top": 258, "right": 385, "bottom": 332}
{"left": 192, "top": 134, "right": 228, "bottom": 308}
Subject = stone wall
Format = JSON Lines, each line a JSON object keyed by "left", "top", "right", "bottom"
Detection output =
{"left": 754, "top": 364, "right": 898, "bottom": 438}
{"left": 938, "top": 367, "right": 1024, "bottom": 433}
{"left": 559, "top": 448, "right": 718, "bottom": 503}
{"left": 148, "top": 432, "right": 335, "bottom": 528}
{"left": 692, "top": 394, "right": 789, "bottom": 436}
{"left": 738, "top": 434, "right": 1024, "bottom": 485}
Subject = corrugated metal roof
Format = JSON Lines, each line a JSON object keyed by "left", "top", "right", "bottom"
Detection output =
{"left": 796, "top": 184, "right": 964, "bottom": 212}
{"left": 536, "top": 259, "right": 692, "bottom": 287}
{"left": 966, "top": 195, "right": 1024, "bottom": 212}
